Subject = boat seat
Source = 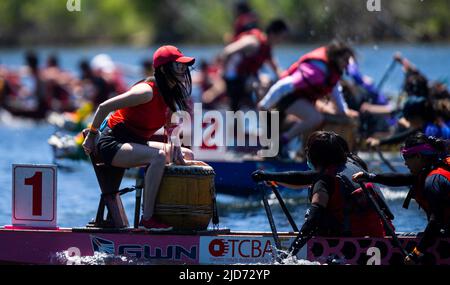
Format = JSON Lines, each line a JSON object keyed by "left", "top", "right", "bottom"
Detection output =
{"left": 83, "top": 129, "right": 133, "bottom": 229}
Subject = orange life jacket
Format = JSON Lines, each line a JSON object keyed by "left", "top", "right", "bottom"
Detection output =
{"left": 405, "top": 158, "right": 450, "bottom": 223}
{"left": 283, "top": 47, "right": 342, "bottom": 101}
{"left": 235, "top": 29, "right": 272, "bottom": 76}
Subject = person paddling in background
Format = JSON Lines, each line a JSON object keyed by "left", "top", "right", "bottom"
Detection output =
{"left": 366, "top": 53, "right": 450, "bottom": 148}
{"left": 258, "top": 41, "right": 357, "bottom": 155}
{"left": 222, "top": 19, "right": 288, "bottom": 111}
{"left": 78, "top": 60, "right": 111, "bottom": 109}
{"left": 366, "top": 96, "right": 435, "bottom": 148}
{"left": 42, "top": 54, "right": 75, "bottom": 113}
{"left": 253, "top": 131, "right": 393, "bottom": 256}
{"left": 353, "top": 133, "right": 450, "bottom": 264}
{"left": 232, "top": 1, "right": 259, "bottom": 41}
{"left": 82, "top": 46, "right": 195, "bottom": 231}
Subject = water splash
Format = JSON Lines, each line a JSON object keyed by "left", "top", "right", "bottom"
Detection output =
{"left": 380, "top": 187, "right": 408, "bottom": 200}
{"left": 54, "top": 251, "right": 137, "bottom": 265}
{"left": 273, "top": 249, "right": 321, "bottom": 265}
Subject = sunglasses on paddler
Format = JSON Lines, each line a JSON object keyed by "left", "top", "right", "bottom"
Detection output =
{"left": 172, "top": 62, "right": 189, "bottom": 74}
{"left": 402, "top": 152, "right": 419, "bottom": 160}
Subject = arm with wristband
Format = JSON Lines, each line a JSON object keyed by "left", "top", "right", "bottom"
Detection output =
{"left": 82, "top": 83, "right": 153, "bottom": 155}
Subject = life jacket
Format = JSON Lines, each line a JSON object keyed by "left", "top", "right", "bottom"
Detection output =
{"left": 235, "top": 29, "right": 272, "bottom": 76}
{"left": 108, "top": 80, "right": 169, "bottom": 141}
{"left": 282, "top": 47, "right": 342, "bottom": 101}
{"left": 46, "top": 81, "right": 72, "bottom": 112}
{"left": 404, "top": 157, "right": 450, "bottom": 223}
{"left": 233, "top": 13, "right": 259, "bottom": 39}
{"left": 319, "top": 161, "right": 393, "bottom": 237}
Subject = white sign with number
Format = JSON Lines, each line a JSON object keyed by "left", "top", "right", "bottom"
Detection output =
{"left": 12, "top": 164, "right": 57, "bottom": 228}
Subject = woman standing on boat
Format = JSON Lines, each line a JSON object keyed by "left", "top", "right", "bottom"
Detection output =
{"left": 82, "top": 46, "right": 195, "bottom": 231}
{"left": 253, "top": 131, "right": 392, "bottom": 255}
{"left": 353, "top": 133, "right": 450, "bottom": 264}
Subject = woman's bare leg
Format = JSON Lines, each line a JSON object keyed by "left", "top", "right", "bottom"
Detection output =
{"left": 111, "top": 142, "right": 195, "bottom": 220}
{"left": 147, "top": 141, "right": 194, "bottom": 162}
{"left": 111, "top": 143, "right": 166, "bottom": 219}
{"left": 283, "top": 99, "right": 324, "bottom": 141}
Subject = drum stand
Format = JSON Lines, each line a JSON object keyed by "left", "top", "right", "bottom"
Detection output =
{"left": 84, "top": 129, "right": 142, "bottom": 229}
{"left": 87, "top": 154, "right": 130, "bottom": 229}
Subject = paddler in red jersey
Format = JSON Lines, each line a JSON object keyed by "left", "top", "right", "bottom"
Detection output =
{"left": 82, "top": 46, "right": 195, "bottom": 231}
{"left": 232, "top": 1, "right": 259, "bottom": 41}
{"left": 222, "top": 19, "right": 288, "bottom": 111}
{"left": 253, "top": 131, "right": 393, "bottom": 257}
{"left": 353, "top": 133, "right": 450, "bottom": 264}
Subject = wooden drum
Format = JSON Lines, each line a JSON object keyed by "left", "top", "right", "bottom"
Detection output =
{"left": 154, "top": 161, "right": 216, "bottom": 231}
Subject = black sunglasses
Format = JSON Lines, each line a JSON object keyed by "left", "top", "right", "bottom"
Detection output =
{"left": 402, "top": 152, "right": 418, "bottom": 160}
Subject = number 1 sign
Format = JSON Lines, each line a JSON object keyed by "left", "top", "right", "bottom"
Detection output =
{"left": 12, "top": 164, "right": 57, "bottom": 228}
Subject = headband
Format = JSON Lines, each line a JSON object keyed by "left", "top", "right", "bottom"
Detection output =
{"left": 401, "top": 144, "right": 437, "bottom": 157}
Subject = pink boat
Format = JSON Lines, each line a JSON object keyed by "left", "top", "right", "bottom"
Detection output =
{"left": 3, "top": 164, "right": 448, "bottom": 265}
{"left": 0, "top": 227, "right": 449, "bottom": 265}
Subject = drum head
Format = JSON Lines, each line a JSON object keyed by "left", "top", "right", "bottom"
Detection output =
{"left": 165, "top": 161, "right": 215, "bottom": 176}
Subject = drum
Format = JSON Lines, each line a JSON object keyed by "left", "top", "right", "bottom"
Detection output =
{"left": 154, "top": 161, "right": 216, "bottom": 231}
{"left": 322, "top": 121, "right": 358, "bottom": 151}
{"left": 303, "top": 114, "right": 359, "bottom": 151}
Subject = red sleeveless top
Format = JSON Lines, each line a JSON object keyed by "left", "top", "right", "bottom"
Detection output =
{"left": 108, "top": 81, "right": 168, "bottom": 140}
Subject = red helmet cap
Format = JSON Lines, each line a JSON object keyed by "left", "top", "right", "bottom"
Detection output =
{"left": 153, "top": 45, "right": 195, "bottom": 69}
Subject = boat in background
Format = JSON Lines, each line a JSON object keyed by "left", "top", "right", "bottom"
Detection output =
{"left": 49, "top": 128, "right": 310, "bottom": 196}
{"left": 48, "top": 130, "right": 406, "bottom": 197}
{"left": 204, "top": 158, "right": 307, "bottom": 196}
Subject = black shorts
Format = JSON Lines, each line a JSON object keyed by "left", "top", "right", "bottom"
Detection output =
{"left": 97, "top": 123, "right": 148, "bottom": 166}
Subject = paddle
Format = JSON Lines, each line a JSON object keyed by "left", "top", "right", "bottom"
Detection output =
{"left": 376, "top": 148, "right": 398, "bottom": 173}
{"left": 372, "top": 59, "right": 401, "bottom": 172}
{"left": 360, "top": 59, "right": 399, "bottom": 171}
{"left": 376, "top": 59, "right": 398, "bottom": 91}
{"left": 358, "top": 182, "right": 408, "bottom": 257}
{"left": 258, "top": 182, "right": 282, "bottom": 250}
{"left": 262, "top": 182, "right": 307, "bottom": 259}
{"left": 267, "top": 181, "right": 299, "bottom": 232}
{"left": 287, "top": 231, "right": 312, "bottom": 258}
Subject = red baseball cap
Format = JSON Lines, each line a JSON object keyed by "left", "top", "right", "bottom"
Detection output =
{"left": 153, "top": 45, "right": 195, "bottom": 68}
